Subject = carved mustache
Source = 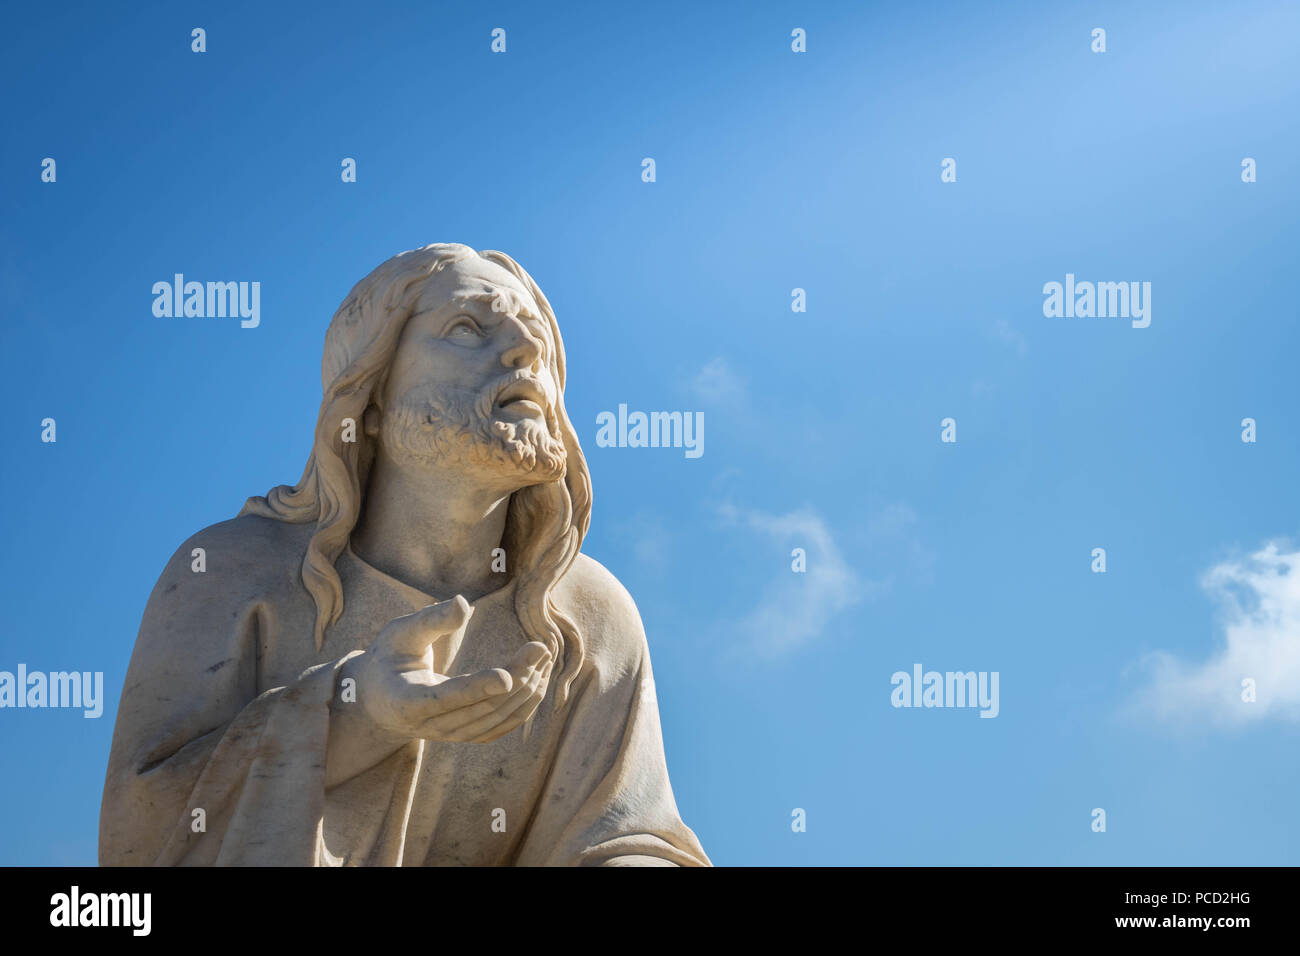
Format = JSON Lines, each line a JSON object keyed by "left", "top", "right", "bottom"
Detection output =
{"left": 476, "top": 370, "right": 554, "bottom": 421}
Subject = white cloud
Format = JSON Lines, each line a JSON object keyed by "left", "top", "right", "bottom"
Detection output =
{"left": 719, "top": 503, "right": 882, "bottom": 655}
{"left": 689, "top": 357, "right": 746, "bottom": 407}
{"left": 612, "top": 512, "right": 672, "bottom": 572}
{"left": 992, "top": 318, "right": 1028, "bottom": 357}
{"left": 1138, "top": 542, "right": 1300, "bottom": 725}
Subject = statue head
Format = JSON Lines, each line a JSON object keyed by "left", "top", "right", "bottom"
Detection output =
{"left": 241, "top": 243, "right": 592, "bottom": 703}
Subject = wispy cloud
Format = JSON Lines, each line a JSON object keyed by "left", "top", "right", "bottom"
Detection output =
{"left": 718, "top": 503, "right": 882, "bottom": 655}
{"left": 992, "top": 318, "right": 1028, "bottom": 357}
{"left": 1136, "top": 542, "right": 1300, "bottom": 725}
{"left": 612, "top": 511, "right": 672, "bottom": 573}
{"left": 688, "top": 357, "right": 746, "bottom": 407}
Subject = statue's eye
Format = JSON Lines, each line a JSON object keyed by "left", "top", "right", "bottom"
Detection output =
{"left": 446, "top": 317, "right": 485, "bottom": 342}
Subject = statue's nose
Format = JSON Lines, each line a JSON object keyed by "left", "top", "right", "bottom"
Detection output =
{"left": 500, "top": 316, "right": 544, "bottom": 371}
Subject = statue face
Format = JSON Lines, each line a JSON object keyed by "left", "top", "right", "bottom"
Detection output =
{"left": 375, "top": 257, "right": 567, "bottom": 486}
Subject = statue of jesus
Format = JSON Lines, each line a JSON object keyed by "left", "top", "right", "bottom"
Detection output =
{"left": 99, "top": 243, "right": 711, "bottom": 866}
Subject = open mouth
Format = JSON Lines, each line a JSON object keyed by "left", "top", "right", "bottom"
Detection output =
{"left": 494, "top": 380, "right": 548, "bottom": 415}
{"left": 499, "top": 398, "right": 543, "bottom": 415}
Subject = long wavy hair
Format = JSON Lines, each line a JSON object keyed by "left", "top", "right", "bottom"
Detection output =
{"left": 239, "top": 244, "right": 592, "bottom": 705}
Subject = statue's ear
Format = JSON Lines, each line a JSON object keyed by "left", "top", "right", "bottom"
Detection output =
{"left": 363, "top": 404, "right": 381, "bottom": 437}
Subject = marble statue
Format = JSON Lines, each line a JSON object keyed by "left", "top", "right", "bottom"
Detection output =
{"left": 99, "top": 243, "right": 711, "bottom": 866}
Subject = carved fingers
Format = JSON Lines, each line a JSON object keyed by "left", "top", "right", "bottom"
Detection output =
{"left": 360, "top": 596, "right": 553, "bottom": 743}
{"left": 376, "top": 595, "right": 474, "bottom": 663}
{"left": 413, "top": 642, "right": 552, "bottom": 743}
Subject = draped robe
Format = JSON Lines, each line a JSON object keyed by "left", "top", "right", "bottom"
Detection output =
{"left": 99, "top": 514, "right": 709, "bottom": 867}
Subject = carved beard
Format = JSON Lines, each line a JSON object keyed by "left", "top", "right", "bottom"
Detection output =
{"left": 379, "top": 378, "right": 567, "bottom": 484}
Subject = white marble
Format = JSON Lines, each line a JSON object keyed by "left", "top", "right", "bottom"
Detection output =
{"left": 100, "top": 244, "right": 710, "bottom": 866}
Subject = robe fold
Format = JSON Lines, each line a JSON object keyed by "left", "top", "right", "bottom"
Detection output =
{"left": 100, "top": 515, "right": 710, "bottom": 867}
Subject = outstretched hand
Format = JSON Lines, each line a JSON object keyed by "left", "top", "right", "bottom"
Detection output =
{"left": 355, "top": 595, "right": 553, "bottom": 744}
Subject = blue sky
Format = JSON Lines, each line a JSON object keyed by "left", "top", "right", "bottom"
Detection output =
{"left": 2, "top": 0, "right": 1299, "bottom": 865}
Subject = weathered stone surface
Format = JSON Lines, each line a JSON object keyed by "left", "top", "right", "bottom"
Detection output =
{"left": 100, "top": 244, "right": 709, "bottom": 867}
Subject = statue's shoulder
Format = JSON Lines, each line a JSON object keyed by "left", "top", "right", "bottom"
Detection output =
{"left": 133, "top": 516, "right": 315, "bottom": 658}
{"left": 179, "top": 513, "right": 313, "bottom": 568}
{"left": 553, "top": 553, "right": 648, "bottom": 667}
{"left": 151, "top": 513, "right": 314, "bottom": 603}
